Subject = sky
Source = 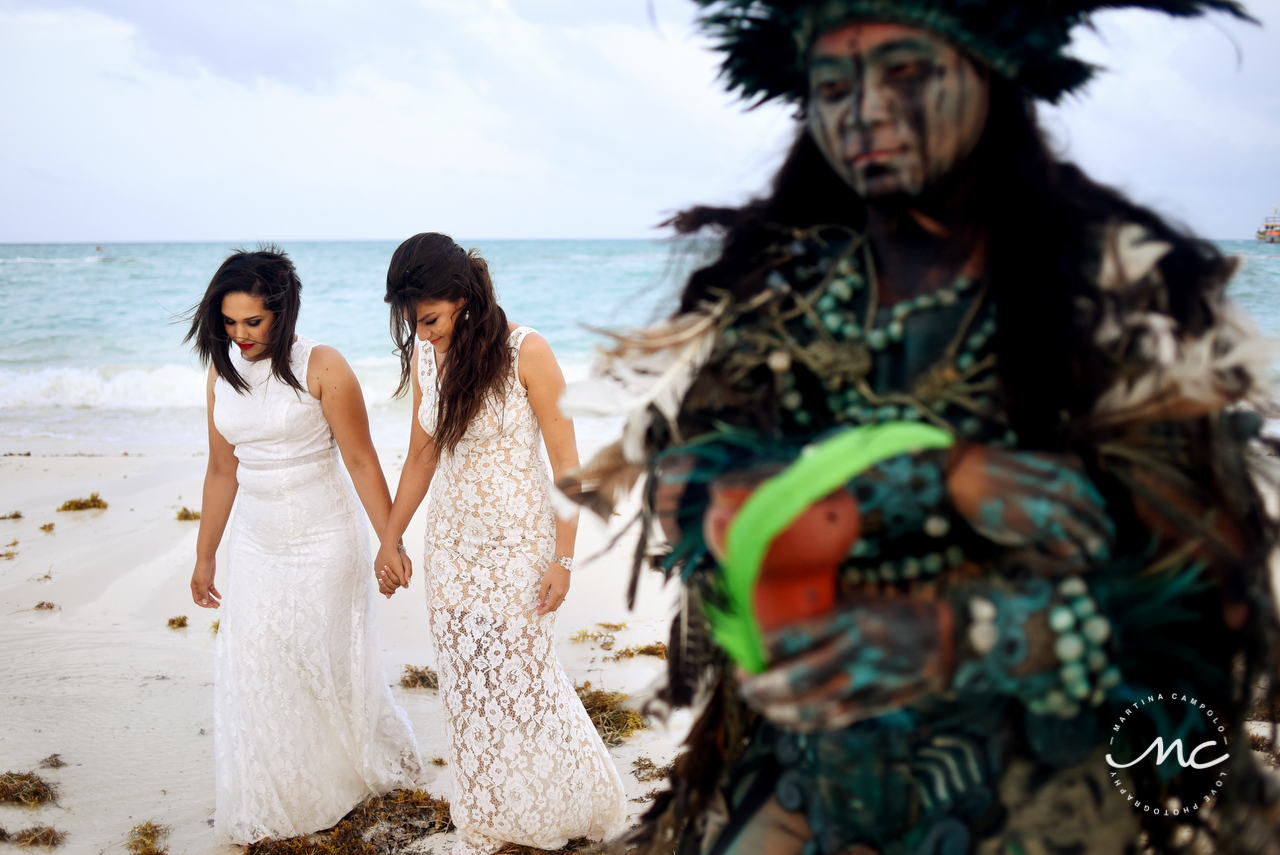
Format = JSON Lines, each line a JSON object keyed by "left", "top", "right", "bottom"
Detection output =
{"left": 0, "top": 0, "right": 1277, "bottom": 243}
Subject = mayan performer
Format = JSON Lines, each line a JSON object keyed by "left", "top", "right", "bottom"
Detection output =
{"left": 560, "top": 2, "right": 1280, "bottom": 855}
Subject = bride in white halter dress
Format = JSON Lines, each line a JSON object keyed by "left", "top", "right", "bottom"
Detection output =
{"left": 206, "top": 333, "right": 424, "bottom": 842}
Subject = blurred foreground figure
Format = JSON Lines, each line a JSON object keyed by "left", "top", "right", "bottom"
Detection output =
{"left": 561, "top": 2, "right": 1280, "bottom": 855}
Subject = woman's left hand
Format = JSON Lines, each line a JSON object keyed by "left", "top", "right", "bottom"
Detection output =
{"left": 536, "top": 562, "right": 570, "bottom": 615}
{"left": 738, "top": 598, "right": 953, "bottom": 732}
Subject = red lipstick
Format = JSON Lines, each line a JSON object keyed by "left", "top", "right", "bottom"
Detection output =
{"left": 236, "top": 341, "right": 254, "bottom": 351}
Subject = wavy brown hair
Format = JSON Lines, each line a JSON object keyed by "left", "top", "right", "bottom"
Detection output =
{"left": 385, "top": 233, "right": 510, "bottom": 460}
{"left": 183, "top": 246, "right": 305, "bottom": 395}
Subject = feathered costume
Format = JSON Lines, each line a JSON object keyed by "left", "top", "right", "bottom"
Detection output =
{"left": 560, "top": 4, "right": 1280, "bottom": 855}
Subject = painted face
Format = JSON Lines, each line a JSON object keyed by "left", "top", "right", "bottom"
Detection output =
{"left": 221, "top": 292, "right": 275, "bottom": 361}
{"left": 412, "top": 298, "right": 467, "bottom": 355}
{"left": 806, "top": 22, "right": 990, "bottom": 199}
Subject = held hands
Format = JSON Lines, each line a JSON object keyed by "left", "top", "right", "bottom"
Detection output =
{"left": 374, "top": 540, "right": 413, "bottom": 599}
{"left": 536, "top": 562, "right": 569, "bottom": 615}
{"left": 733, "top": 444, "right": 1111, "bottom": 730}
{"left": 738, "top": 598, "right": 952, "bottom": 732}
{"left": 190, "top": 557, "right": 221, "bottom": 609}
{"left": 947, "top": 443, "right": 1114, "bottom": 570}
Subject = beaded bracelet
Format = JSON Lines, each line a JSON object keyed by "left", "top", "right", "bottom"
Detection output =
{"left": 1025, "top": 576, "right": 1121, "bottom": 718}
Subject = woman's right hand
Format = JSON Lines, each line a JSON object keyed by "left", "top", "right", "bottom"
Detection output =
{"left": 191, "top": 557, "right": 221, "bottom": 608}
{"left": 375, "top": 541, "right": 412, "bottom": 598}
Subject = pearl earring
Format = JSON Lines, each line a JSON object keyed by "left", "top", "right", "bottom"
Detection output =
{"left": 465, "top": 310, "right": 470, "bottom": 321}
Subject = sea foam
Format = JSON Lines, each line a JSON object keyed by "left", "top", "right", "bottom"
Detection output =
{"left": 0, "top": 365, "right": 207, "bottom": 410}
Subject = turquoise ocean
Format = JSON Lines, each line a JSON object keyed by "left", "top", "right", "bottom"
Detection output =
{"left": 1, "top": 239, "right": 1278, "bottom": 452}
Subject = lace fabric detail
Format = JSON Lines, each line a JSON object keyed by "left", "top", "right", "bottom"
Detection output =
{"left": 213, "top": 336, "right": 424, "bottom": 844}
{"left": 419, "top": 327, "right": 627, "bottom": 855}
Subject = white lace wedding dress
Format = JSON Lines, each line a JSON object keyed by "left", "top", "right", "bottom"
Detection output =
{"left": 419, "top": 326, "right": 627, "bottom": 855}
{"left": 212, "top": 335, "right": 424, "bottom": 844}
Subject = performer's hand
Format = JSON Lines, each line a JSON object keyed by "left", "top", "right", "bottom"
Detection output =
{"left": 190, "top": 557, "right": 221, "bottom": 609}
{"left": 947, "top": 443, "right": 1113, "bottom": 570}
{"left": 738, "top": 598, "right": 952, "bottom": 732}
{"left": 375, "top": 541, "right": 411, "bottom": 598}
{"left": 536, "top": 563, "right": 569, "bottom": 615}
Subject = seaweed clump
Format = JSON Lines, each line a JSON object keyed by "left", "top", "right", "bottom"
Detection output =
{"left": 0, "top": 772, "right": 57, "bottom": 806}
{"left": 175, "top": 507, "right": 200, "bottom": 521}
{"left": 167, "top": 616, "right": 188, "bottom": 629}
{"left": 246, "top": 789, "right": 452, "bottom": 855}
{"left": 430, "top": 757, "right": 447, "bottom": 767}
{"left": 1249, "top": 730, "right": 1279, "bottom": 768}
{"left": 13, "top": 826, "right": 65, "bottom": 847}
{"left": 57, "top": 494, "right": 106, "bottom": 511}
{"left": 575, "top": 682, "right": 645, "bottom": 746}
{"left": 609, "top": 643, "right": 668, "bottom": 662}
{"left": 400, "top": 665, "right": 439, "bottom": 689}
{"left": 37, "top": 755, "right": 64, "bottom": 770}
{"left": 1, "top": 511, "right": 22, "bottom": 520}
{"left": 631, "top": 757, "right": 673, "bottom": 782}
{"left": 494, "top": 838, "right": 596, "bottom": 855}
{"left": 211, "top": 620, "right": 220, "bottom": 635}
{"left": 39, "top": 523, "right": 53, "bottom": 533}
{"left": 125, "top": 820, "right": 169, "bottom": 855}
{"left": 32, "top": 602, "right": 58, "bottom": 611}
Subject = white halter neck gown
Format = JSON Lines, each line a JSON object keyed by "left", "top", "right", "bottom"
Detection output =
{"left": 212, "top": 335, "right": 423, "bottom": 843}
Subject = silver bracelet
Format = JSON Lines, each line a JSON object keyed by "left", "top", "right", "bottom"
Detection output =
{"left": 396, "top": 541, "right": 408, "bottom": 554}
{"left": 552, "top": 555, "right": 574, "bottom": 571}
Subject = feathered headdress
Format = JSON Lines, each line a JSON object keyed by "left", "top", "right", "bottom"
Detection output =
{"left": 694, "top": 0, "right": 1254, "bottom": 104}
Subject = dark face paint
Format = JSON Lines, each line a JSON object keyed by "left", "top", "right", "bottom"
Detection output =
{"left": 806, "top": 22, "right": 990, "bottom": 199}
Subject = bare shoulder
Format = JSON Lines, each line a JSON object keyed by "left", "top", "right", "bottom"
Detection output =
{"left": 517, "top": 330, "right": 555, "bottom": 362}
{"left": 308, "top": 343, "right": 344, "bottom": 365}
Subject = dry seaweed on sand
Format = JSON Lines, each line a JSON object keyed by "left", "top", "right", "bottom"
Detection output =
{"left": 32, "top": 602, "right": 58, "bottom": 611}
{"left": 167, "top": 616, "right": 188, "bottom": 629}
{"left": 175, "top": 507, "right": 200, "bottom": 521}
{"left": 211, "top": 620, "right": 220, "bottom": 635}
{"left": 400, "top": 665, "right": 439, "bottom": 689}
{"left": 575, "top": 681, "right": 645, "bottom": 746}
{"left": 5, "top": 539, "right": 16, "bottom": 547}
{"left": 246, "top": 789, "right": 453, "bottom": 855}
{"left": 13, "top": 826, "right": 66, "bottom": 847}
{"left": 570, "top": 629, "right": 616, "bottom": 651}
{"left": 430, "top": 756, "right": 447, "bottom": 767}
{"left": 57, "top": 493, "right": 107, "bottom": 511}
{"left": 0, "top": 772, "right": 57, "bottom": 806}
{"left": 39, "top": 523, "right": 53, "bottom": 533}
{"left": 2, "top": 551, "right": 14, "bottom": 560}
{"left": 125, "top": 820, "right": 169, "bottom": 855}
{"left": 630, "top": 757, "right": 672, "bottom": 782}
{"left": 495, "top": 837, "right": 596, "bottom": 855}
{"left": 596, "top": 622, "right": 627, "bottom": 632}
{"left": 1, "top": 511, "right": 22, "bottom": 520}
{"left": 608, "top": 643, "right": 668, "bottom": 662}
{"left": 1249, "top": 730, "right": 1279, "bottom": 768}
{"left": 37, "top": 755, "right": 64, "bottom": 770}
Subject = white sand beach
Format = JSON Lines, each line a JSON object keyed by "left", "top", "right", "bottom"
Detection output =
{"left": 0, "top": 436, "right": 687, "bottom": 853}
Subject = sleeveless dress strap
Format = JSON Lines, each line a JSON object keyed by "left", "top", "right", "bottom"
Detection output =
{"left": 509, "top": 326, "right": 535, "bottom": 381}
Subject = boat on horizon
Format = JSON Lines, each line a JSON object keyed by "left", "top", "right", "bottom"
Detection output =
{"left": 1257, "top": 206, "right": 1280, "bottom": 242}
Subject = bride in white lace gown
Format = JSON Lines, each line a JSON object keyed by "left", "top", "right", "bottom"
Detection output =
{"left": 376, "top": 234, "right": 627, "bottom": 855}
{"left": 186, "top": 248, "right": 424, "bottom": 844}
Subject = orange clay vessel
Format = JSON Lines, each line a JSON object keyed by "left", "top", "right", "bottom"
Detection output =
{"left": 704, "top": 483, "right": 860, "bottom": 633}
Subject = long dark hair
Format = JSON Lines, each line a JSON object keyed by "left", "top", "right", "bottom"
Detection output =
{"left": 184, "top": 246, "right": 304, "bottom": 394}
{"left": 385, "top": 233, "right": 510, "bottom": 460}
{"left": 672, "top": 77, "right": 1235, "bottom": 450}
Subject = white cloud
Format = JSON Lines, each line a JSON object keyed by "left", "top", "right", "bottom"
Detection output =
{"left": 0, "top": 0, "right": 1276, "bottom": 241}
